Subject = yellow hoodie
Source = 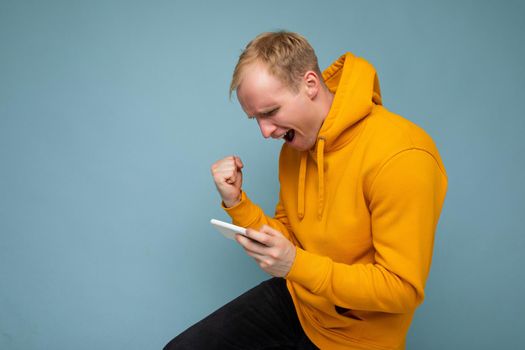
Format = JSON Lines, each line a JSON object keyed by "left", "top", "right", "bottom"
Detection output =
{"left": 224, "top": 53, "right": 448, "bottom": 349}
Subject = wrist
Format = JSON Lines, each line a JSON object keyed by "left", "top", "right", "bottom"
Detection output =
{"left": 223, "top": 193, "right": 242, "bottom": 208}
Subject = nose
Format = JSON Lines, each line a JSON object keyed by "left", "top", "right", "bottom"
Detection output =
{"left": 257, "top": 118, "right": 277, "bottom": 139}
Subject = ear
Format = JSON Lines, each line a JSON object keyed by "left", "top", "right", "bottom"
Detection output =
{"left": 303, "top": 70, "right": 320, "bottom": 100}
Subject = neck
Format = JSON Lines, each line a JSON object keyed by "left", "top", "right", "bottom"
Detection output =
{"left": 318, "top": 86, "right": 335, "bottom": 123}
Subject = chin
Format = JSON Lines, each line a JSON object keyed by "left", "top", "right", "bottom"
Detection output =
{"left": 289, "top": 143, "right": 310, "bottom": 152}
{"left": 286, "top": 135, "right": 315, "bottom": 152}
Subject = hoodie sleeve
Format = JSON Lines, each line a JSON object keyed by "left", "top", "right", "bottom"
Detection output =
{"left": 223, "top": 190, "right": 294, "bottom": 242}
{"left": 285, "top": 149, "right": 448, "bottom": 313}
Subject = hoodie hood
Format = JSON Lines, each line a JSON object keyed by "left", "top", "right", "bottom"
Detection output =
{"left": 297, "top": 52, "right": 382, "bottom": 220}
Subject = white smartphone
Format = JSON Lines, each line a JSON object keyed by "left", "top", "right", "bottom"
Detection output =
{"left": 210, "top": 219, "right": 247, "bottom": 240}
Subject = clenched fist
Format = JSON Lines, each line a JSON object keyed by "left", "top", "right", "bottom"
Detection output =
{"left": 211, "top": 156, "right": 244, "bottom": 207}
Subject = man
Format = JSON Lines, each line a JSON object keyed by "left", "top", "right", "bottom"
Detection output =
{"left": 164, "top": 31, "right": 448, "bottom": 350}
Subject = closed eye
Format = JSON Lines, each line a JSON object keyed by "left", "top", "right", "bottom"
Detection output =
{"left": 248, "top": 107, "right": 279, "bottom": 119}
{"left": 261, "top": 108, "right": 279, "bottom": 117}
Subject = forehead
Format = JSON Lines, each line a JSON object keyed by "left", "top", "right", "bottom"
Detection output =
{"left": 236, "top": 63, "right": 290, "bottom": 115}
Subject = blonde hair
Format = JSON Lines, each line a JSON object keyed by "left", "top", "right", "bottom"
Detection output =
{"left": 230, "top": 31, "right": 322, "bottom": 98}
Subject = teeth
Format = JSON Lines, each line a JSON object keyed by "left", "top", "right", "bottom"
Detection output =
{"left": 283, "top": 129, "right": 294, "bottom": 141}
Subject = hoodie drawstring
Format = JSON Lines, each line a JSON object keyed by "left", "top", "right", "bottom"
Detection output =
{"left": 297, "top": 138, "right": 325, "bottom": 221}
{"left": 316, "top": 138, "right": 325, "bottom": 219}
{"left": 297, "top": 152, "right": 307, "bottom": 220}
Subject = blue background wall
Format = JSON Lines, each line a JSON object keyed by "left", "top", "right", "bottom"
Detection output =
{"left": 1, "top": 0, "right": 524, "bottom": 348}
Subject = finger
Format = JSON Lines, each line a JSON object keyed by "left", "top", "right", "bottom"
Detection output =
{"left": 235, "top": 234, "right": 269, "bottom": 254}
{"left": 258, "top": 225, "right": 282, "bottom": 237}
{"left": 212, "top": 162, "right": 234, "bottom": 178}
{"left": 234, "top": 156, "right": 244, "bottom": 170}
{"left": 244, "top": 250, "right": 267, "bottom": 263}
{"left": 240, "top": 243, "right": 273, "bottom": 265}
{"left": 245, "top": 228, "right": 273, "bottom": 247}
{"left": 224, "top": 168, "right": 237, "bottom": 184}
{"left": 246, "top": 251, "right": 277, "bottom": 272}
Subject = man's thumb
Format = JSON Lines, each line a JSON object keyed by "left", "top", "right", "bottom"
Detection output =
{"left": 234, "top": 156, "right": 244, "bottom": 170}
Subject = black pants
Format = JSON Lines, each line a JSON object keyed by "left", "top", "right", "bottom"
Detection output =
{"left": 163, "top": 277, "right": 318, "bottom": 349}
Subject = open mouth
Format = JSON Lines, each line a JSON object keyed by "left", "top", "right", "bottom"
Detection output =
{"left": 283, "top": 129, "right": 295, "bottom": 142}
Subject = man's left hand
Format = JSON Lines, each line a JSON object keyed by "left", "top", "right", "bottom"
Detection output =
{"left": 235, "top": 225, "right": 296, "bottom": 277}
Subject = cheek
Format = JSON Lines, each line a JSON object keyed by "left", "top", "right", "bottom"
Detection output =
{"left": 295, "top": 95, "right": 311, "bottom": 116}
{"left": 291, "top": 106, "right": 310, "bottom": 129}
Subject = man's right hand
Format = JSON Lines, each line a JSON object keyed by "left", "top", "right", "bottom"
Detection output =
{"left": 211, "top": 156, "right": 244, "bottom": 208}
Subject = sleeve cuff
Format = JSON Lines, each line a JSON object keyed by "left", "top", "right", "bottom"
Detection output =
{"left": 221, "top": 191, "right": 260, "bottom": 228}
